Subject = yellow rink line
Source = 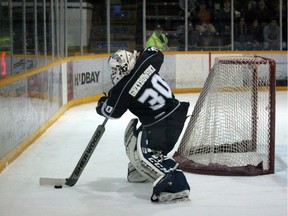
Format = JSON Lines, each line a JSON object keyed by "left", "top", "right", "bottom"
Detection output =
{"left": 1, "top": 50, "right": 287, "bottom": 87}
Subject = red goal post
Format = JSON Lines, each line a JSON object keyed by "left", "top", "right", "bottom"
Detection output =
{"left": 173, "top": 56, "right": 276, "bottom": 176}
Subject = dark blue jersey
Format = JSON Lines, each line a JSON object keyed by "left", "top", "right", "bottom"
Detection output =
{"left": 99, "top": 47, "right": 180, "bottom": 126}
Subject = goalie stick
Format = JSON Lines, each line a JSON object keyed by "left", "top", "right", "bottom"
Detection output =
{"left": 39, "top": 118, "right": 108, "bottom": 187}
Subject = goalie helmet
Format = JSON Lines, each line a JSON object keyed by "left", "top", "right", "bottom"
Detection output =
{"left": 108, "top": 50, "right": 137, "bottom": 85}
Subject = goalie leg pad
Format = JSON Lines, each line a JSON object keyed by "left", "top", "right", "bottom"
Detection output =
{"left": 124, "top": 119, "right": 179, "bottom": 182}
{"left": 127, "top": 162, "right": 149, "bottom": 183}
{"left": 136, "top": 129, "right": 179, "bottom": 180}
{"left": 151, "top": 170, "right": 190, "bottom": 203}
{"left": 124, "top": 119, "right": 190, "bottom": 202}
{"left": 124, "top": 119, "right": 152, "bottom": 182}
{"left": 124, "top": 118, "right": 142, "bottom": 166}
{"left": 124, "top": 118, "right": 139, "bottom": 151}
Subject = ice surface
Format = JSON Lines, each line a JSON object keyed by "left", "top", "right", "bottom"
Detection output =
{"left": 0, "top": 93, "right": 287, "bottom": 216}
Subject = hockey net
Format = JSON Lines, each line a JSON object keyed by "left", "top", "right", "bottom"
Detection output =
{"left": 173, "top": 56, "right": 276, "bottom": 175}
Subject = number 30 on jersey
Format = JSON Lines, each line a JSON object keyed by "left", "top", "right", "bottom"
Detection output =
{"left": 138, "top": 74, "right": 172, "bottom": 110}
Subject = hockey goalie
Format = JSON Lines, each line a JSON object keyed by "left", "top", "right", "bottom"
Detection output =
{"left": 96, "top": 47, "right": 190, "bottom": 202}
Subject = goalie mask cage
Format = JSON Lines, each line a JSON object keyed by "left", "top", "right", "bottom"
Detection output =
{"left": 173, "top": 56, "right": 276, "bottom": 176}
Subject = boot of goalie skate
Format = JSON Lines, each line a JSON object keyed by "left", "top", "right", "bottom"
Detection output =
{"left": 151, "top": 170, "right": 190, "bottom": 203}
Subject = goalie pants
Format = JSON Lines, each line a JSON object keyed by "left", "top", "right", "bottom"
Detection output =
{"left": 144, "top": 101, "right": 189, "bottom": 155}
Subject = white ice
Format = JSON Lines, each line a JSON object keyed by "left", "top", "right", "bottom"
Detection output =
{"left": 0, "top": 92, "right": 287, "bottom": 216}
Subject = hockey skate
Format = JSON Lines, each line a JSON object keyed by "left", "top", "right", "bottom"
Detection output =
{"left": 151, "top": 170, "right": 190, "bottom": 203}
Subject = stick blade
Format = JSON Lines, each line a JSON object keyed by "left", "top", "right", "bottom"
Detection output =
{"left": 39, "top": 177, "right": 66, "bottom": 186}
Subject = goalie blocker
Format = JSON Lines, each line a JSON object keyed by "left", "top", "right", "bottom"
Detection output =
{"left": 124, "top": 118, "right": 190, "bottom": 202}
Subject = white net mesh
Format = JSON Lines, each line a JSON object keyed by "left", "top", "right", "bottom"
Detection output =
{"left": 175, "top": 56, "right": 275, "bottom": 175}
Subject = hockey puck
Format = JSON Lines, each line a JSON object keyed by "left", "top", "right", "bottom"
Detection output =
{"left": 54, "top": 185, "right": 62, "bottom": 189}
